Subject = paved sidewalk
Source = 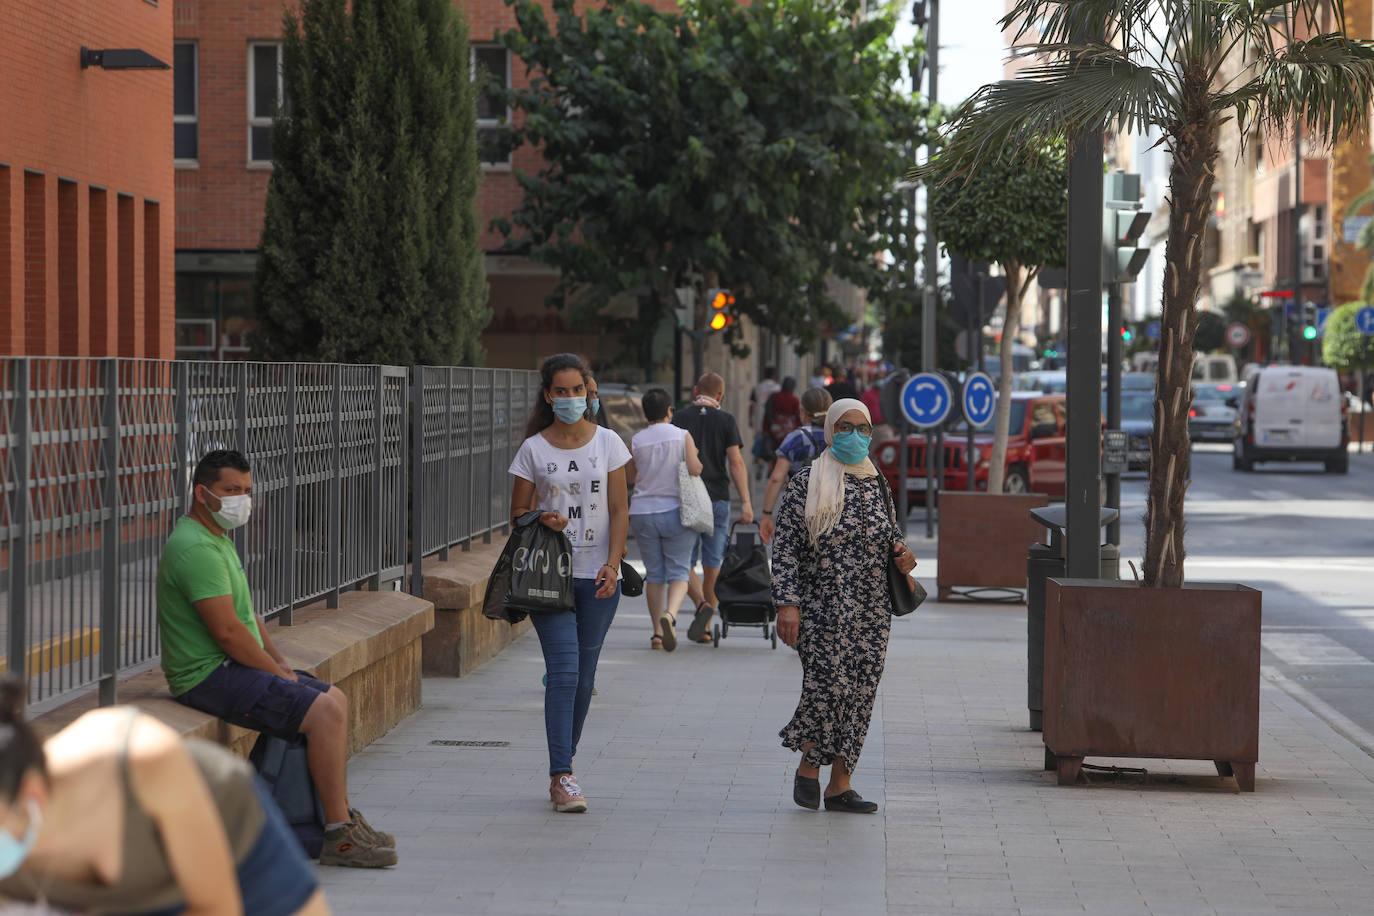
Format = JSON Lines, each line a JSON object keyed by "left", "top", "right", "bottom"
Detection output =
{"left": 320, "top": 557, "right": 1374, "bottom": 915}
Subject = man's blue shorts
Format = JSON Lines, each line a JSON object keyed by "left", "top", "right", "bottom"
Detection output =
{"left": 175, "top": 660, "right": 332, "bottom": 740}
{"left": 689, "top": 499, "right": 733, "bottom": 570}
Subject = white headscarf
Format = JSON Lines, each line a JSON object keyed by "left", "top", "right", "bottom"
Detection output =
{"left": 803, "top": 398, "right": 877, "bottom": 547}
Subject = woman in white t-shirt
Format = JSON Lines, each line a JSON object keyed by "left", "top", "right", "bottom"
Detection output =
{"left": 625, "top": 388, "right": 703, "bottom": 652}
{"left": 509, "top": 353, "right": 631, "bottom": 814}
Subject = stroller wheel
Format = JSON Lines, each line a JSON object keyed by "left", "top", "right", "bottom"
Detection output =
{"left": 771, "top": 627, "right": 778, "bottom": 650}
{"left": 721, "top": 619, "right": 729, "bottom": 639}
{"left": 712, "top": 622, "right": 720, "bottom": 648}
{"left": 762, "top": 624, "right": 769, "bottom": 640}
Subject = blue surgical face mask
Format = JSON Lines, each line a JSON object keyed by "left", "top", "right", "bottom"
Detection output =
{"left": 588, "top": 397, "right": 601, "bottom": 417}
{"left": 551, "top": 396, "right": 587, "bottom": 425}
{"left": 0, "top": 800, "right": 41, "bottom": 880}
{"left": 830, "top": 430, "right": 872, "bottom": 465}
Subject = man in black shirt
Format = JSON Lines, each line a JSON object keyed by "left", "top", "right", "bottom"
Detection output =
{"left": 673, "top": 372, "right": 755, "bottom": 642}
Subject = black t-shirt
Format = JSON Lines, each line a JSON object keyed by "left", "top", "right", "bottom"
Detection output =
{"left": 673, "top": 404, "right": 743, "bottom": 502}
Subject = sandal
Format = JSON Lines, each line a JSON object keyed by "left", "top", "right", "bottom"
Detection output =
{"left": 659, "top": 614, "right": 677, "bottom": 652}
{"left": 687, "top": 602, "right": 715, "bottom": 642}
{"left": 650, "top": 635, "right": 664, "bottom": 650}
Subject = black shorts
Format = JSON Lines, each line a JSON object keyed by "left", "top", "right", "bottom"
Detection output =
{"left": 175, "top": 660, "right": 332, "bottom": 740}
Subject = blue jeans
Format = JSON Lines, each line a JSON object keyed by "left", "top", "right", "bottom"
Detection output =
{"left": 629, "top": 509, "right": 696, "bottom": 583}
{"left": 689, "top": 499, "right": 733, "bottom": 570}
{"left": 530, "top": 578, "right": 620, "bottom": 776}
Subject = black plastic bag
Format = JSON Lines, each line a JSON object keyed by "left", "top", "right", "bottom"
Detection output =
{"left": 484, "top": 511, "right": 575, "bottom": 621}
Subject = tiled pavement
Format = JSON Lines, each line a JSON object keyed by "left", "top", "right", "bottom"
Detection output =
{"left": 320, "top": 558, "right": 1374, "bottom": 915}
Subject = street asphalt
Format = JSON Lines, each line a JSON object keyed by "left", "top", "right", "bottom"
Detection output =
{"left": 315, "top": 442, "right": 1374, "bottom": 915}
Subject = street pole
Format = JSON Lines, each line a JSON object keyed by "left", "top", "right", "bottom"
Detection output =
{"left": 967, "top": 296, "right": 977, "bottom": 491}
{"left": 921, "top": 0, "right": 939, "bottom": 540}
{"left": 1291, "top": 121, "right": 1303, "bottom": 365}
{"left": 1105, "top": 282, "right": 1123, "bottom": 545}
{"left": 1065, "top": 131, "right": 1105, "bottom": 579}
{"left": 1363, "top": 338, "right": 1369, "bottom": 454}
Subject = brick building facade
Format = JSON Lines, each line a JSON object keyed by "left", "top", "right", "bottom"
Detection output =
{"left": 0, "top": 0, "right": 175, "bottom": 358}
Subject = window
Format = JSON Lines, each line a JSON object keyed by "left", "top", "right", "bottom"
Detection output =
{"left": 472, "top": 45, "right": 511, "bottom": 166}
{"left": 248, "top": 42, "right": 284, "bottom": 163}
{"left": 174, "top": 42, "right": 198, "bottom": 162}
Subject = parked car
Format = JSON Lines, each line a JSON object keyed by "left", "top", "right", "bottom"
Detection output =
{"left": 1189, "top": 382, "right": 1239, "bottom": 441}
{"left": 1014, "top": 370, "right": 1067, "bottom": 394}
{"left": 1232, "top": 366, "right": 1348, "bottom": 473}
{"left": 1121, "top": 372, "right": 1156, "bottom": 391}
{"left": 1105, "top": 388, "right": 1154, "bottom": 471}
{"left": 1132, "top": 352, "right": 1237, "bottom": 384}
{"left": 872, "top": 393, "right": 1067, "bottom": 499}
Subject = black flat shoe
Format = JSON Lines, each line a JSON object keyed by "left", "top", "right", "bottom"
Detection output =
{"left": 793, "top": 771, "right": 820, "bottom": 810}
{"left": 823, "top": 790, "right": 878, "bottom": 814}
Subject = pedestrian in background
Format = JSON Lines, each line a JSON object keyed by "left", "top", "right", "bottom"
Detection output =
{"left": 0, "top": 681, "right": 329, "bottom": 915}
{"left": 772, "top": 399, "right": 917, "bottom": 814}
{"left": 749, "top": 367, "right": 782, "bottom": 479}
{"left": 763, "top": 377, "right": 804, "bottom": 457}
{"left": 625, "top": 388, "right": 703, "bottom": 652}
{"left": 760, "top": 387, "right": 832, "bottom": 544}
{"left": 674, "top": 372, "right": 755, "bottom": 643}
{"left": 510, "top": 353, "right": 630, "bottom": 813}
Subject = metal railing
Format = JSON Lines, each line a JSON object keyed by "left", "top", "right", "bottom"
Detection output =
{"left": 409, "top": 367, "right": 541, "bottom": 595}
{"left": 1, "top": 358, "right": 411, "bottom": 711}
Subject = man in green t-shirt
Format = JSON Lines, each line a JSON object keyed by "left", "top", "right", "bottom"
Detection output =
{"left": 158, "top": 449, "right": 396, "bottom": 868}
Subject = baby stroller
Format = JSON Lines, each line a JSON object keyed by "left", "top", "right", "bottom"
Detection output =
{"left": 711, "top": 522, "right": 777, "bottom": 649}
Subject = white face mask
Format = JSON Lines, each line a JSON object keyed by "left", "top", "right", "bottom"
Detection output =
{"left": 204, "top": 489, "right": 252, "bottom": 530}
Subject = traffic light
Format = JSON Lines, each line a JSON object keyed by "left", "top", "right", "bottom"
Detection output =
{"left": 1103, "top": 172, "right": 1151, "bottom": 285}
{"left": 1303, "top": 322, "right": 1318, "bottom": 341}
{"left": 1121, "top": 326, "right": 1134, "bottom": 344}
{"left": 706, "top": 287, "right": 734, "bottom": 331}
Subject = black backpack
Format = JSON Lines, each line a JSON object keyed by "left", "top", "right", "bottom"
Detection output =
{"left": 249, "top": 733, "right": 327, "bottom": 858}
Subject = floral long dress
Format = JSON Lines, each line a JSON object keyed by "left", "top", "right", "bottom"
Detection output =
{"left": 772, "top": 466, "right": 900, "bottom": 772}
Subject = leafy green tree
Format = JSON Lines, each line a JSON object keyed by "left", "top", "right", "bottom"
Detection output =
{"left": 1322, "top": 301, "right": 1370, "bottom": 371}
{"left": 930, "top": 138, "right": 1067, "bottom": 493}
{"left": 493, "top": 0, "right": 931, "bottom": 351}
{"left": 253, "top": 0, "right": 487, "bottom": 365}
{"left": 922, "top": 0, "right": 1374, "bottom": 587}
{"left": 1194, "top": 310, "right": 1226, "bottom": 353}
{"left": 1344, "top": 154, "right": 1374, "bottom": 303}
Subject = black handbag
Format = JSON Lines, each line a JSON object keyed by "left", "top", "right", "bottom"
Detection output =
{"left": 619, "top": 561, "right": 644, "bottom": 597}
{"left": 875, "top": 474, "right": 926, "bottom": 616}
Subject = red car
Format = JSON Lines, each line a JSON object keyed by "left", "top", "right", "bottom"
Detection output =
{"left": 873, "top": 393, "right": 1068, "bottom": 499}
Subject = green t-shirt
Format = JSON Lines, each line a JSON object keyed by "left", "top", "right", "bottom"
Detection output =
{"left": 157, "top": 516, "right": 262, "bottom": 695}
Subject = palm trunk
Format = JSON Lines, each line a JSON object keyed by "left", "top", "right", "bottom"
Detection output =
{"left": 1142, "top": 82, "right": 1219, "bottom": 588}
{"left": 987, "top": 259, "right": 1024, "bottom": 494}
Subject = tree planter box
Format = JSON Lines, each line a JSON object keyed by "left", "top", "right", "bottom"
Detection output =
{"left": 937, "top": 492, "right": 1049, "bottom": 600}
{"left": 1043, "top": 578, "right": 1262, "bottom": 791}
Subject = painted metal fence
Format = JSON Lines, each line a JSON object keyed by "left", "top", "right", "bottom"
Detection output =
{"left": 408, "top": 367, "right": 541, "bottom": 595}
{"left": 1, "top": 358, "right": 409, "bottom": 711}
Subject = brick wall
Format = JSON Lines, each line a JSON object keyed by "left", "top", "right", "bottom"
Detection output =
{"left": 0, "top": 0, "right": 174, "bottom": 357}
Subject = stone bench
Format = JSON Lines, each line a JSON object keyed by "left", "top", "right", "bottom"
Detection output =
{"left": 31, "top": 591, "right": 434, "bottom": 760}
{"left": 419, "top": 540, "right": 531, "bottom": 677}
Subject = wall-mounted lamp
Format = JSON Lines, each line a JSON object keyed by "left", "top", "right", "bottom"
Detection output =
{"left": 80, "top": 46, "right": 171, "bottom": 70}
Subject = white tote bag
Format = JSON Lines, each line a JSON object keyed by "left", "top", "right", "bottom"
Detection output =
{"left": 678, "top": 461, "right": 715, "bottom": 533}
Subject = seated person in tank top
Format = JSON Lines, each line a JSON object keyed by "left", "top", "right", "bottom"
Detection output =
{"left": 0, "top": 681, "right": 329, "bottom": 916}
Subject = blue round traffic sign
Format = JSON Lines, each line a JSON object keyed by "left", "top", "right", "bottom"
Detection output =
{"left": 1358, "top": 306, "right": 1374, "bottom": 337}
{"left": 962, "top": 372, "right": 996, "bottom": 428}
{"left": 1145, "top": 320, "right": 1162, "bottom": 341}
{"left": 900, "top": 372, "right": 953, "bottom": 428}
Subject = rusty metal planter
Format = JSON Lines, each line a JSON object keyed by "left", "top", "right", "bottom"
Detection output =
{"left": 1043, "top": 578, "right": 1262, "bottom": 791}
{"left": 937, "top": 492, "right": 1049, "bottom": 600}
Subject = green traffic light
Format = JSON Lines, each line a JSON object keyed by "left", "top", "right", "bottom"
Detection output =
{"left": 1303, "top": 325, "right": 1317, "bottom": 340}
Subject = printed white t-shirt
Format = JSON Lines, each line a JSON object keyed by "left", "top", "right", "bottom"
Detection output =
{"left": 509, "top": 426, "right": 632, "bottom": 579}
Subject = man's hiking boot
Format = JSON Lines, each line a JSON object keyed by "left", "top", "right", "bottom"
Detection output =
{"left": 350, "top": 807, "right": 395, "bottom": 848}
{"left": 319, "top": 823, "right": 398, "bottom": 868}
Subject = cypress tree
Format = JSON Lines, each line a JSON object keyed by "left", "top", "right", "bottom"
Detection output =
{"left": 253, "top": 0, "right": 487, "bottom": 365}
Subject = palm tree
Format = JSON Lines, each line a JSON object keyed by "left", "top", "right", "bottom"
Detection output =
{"left": 922, "top": 0, "right": 1374, "bottom": 587}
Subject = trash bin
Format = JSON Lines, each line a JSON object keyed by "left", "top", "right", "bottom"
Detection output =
{"left": 1026, "top": 506, "right": 1120, "bottom": 731}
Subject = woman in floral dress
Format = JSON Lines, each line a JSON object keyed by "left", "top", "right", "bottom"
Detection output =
{"left": 772, "top": 398, "right": 917, "bottom": 813}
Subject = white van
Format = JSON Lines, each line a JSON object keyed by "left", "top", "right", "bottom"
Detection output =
{"left": 1232, "top": 366, "right": 1348, "bottom": 473}
{"left": 1132, "top": 352, "right": 1236, "bottom": 384}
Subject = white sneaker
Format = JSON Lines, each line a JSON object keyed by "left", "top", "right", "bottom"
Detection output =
{"left": 551, "top": 774, "right": 587, "bottom": 813}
